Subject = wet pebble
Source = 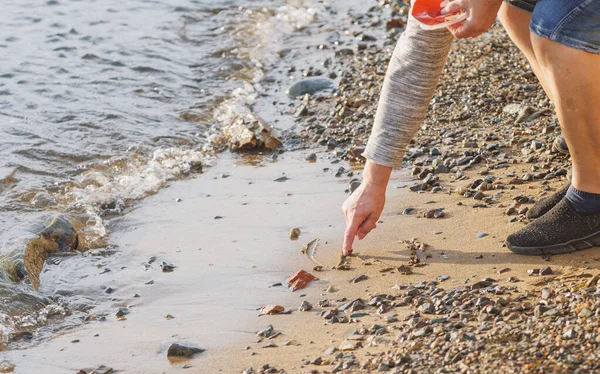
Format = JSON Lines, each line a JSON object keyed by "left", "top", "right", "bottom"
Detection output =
{"left": 167, "top": 343, "right": 205, "bottom": 358}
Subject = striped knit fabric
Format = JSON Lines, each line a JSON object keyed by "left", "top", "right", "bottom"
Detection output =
{"left": 363, "top": 16, "right": 454, "bottom": 168}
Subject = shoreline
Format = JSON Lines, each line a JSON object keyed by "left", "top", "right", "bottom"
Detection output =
{"left": 5, "top": 1, "right": 600, "bottom": 373}
{"left": 3, "top": 150, "right": 384, "bottom": 373}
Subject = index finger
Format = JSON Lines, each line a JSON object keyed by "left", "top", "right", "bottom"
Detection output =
{"left": 343, "top": 220, "right": 360, "bottom": 256}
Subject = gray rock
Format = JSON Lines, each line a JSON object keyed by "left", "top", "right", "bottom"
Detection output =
{"left": 299, "top": 301, "right": 313, "bottom": 312}
{"left": 286, "top": 77, "right": 335, "bottom": 98}
{"left": 351, "top": 274, "right": 368, "bottom": 284}
{"left": 90, "top": 365, "right": 113, "bottom": 374}
{"left": 256, "top": 325, "right": 274, "bottom": 338}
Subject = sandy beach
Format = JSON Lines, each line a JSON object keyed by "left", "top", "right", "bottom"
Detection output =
{"left": 4, "top": 1, "right": 600, "bottom": 373}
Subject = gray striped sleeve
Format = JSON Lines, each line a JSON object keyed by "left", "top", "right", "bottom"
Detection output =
{"left": 363, "top": 16, "right": 454, "bottom": 168}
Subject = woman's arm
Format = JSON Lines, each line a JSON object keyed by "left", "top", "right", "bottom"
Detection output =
{"left": 363, "top": 15, "right": 454, "bottom": 168}
{"left": 342, "top": 16, "right": 453, "bottom": 255}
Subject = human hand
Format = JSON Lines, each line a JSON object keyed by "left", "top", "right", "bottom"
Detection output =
{"left": 342, "top": 161, "right": 391, "bottom": 256}
{"left": 441, "top": 0, "right": 503, "bottom": 39}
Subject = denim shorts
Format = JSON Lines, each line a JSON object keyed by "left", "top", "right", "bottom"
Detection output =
{"left": 504, "top": 0, "right": 600, "bottom": 54}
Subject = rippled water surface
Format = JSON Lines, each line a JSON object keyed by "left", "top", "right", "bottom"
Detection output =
{"left": 0, "top": 0, "right": 326, "bottom": 347}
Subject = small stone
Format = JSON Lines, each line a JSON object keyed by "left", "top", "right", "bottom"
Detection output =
{"left": 167, "top": 343, "right": 205, "bottom": 358}
{"left": 579, "top": 308, "right": 593, "bottom": 318}
{"left": 326, "top": 285, "right": 336, "bottom": 293}
{"left": 160, "top": 262, "right": 176, "bottom": 272}
{"left": 527, "top": 268, "right": 540, "bottom": 276}
{"left": 322, "top": 310, "right": 337, "bottom": 320}
{"left": 324, "top": 346, "right": 337, "bottom": 356}
{"left": 351, "top": 274, "right": 368, "bottom": 283}
{"left": 476, "top": 233, "right": 489, "bottom": 239}
{"left": 471, "top": 281, "right": 493, "bottom": 290}
{"left": 289, "top": 228, "right": 301, "bottom": 240}
{"left": 306, "top": 153, "right": 317, "bottom": 163}
{"left": 424, "top": 208, "right": 445, "bottom": 219}
{"left": 91, "top": 366, "right": 113, "bottom": 374}
{"left": 563, "top": 328, "right": 577, "bottom": 340}
{"left": 348, "top": 179, "right": 361, "bottom": 194}
{"left": 419, "top": 303, "right": 434, "bottom": 314}
{"left": 115, "top": 308, "right": 129, "bottom": 320}
{"left": 339, "top": 340, "right": 357, "bottom": 351}
{"left": 530, "top": 140, "right": 543, "bottom": 151}
{"left": 497, "top": 268, "right": 511, "bottom": 274}
{"left": 311, "top": 357, "right": 323, "bottom": 365}
{"left": 256, "top": 325, "right": 274, "bottom": 338}
{"left": 286, "top": 77, "right": 335, "bottom": 98}
{"left": 299, "top": 301, "right": 313, "bottom": 311}
{"left": 534, "top": 305, "right": 549, "bottom": 317}
{"left": 541, "top": 288, "right": 551, "bottom": 300}
{"left": 438, "top": 275, "right": 450, "bottom": 282}
{"left": 540, "top": 266, "right": 553, "bottom": 275}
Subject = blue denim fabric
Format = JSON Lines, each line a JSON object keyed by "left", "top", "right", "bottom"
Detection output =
{"left": 504, "top": 0, "right": 600, "bottom": 54}
{"left": 531, "top": 0, "right": 600, "bottom": 54}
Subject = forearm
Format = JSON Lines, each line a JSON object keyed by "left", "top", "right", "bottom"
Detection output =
{"left": 363, "top": 15, "right": 454, "bottom": 168}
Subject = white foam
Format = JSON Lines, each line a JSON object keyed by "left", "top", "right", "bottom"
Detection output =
{"left": 63, "top": 147, "right": 214, "bottom": 247}
{"left": 213, "top": 0, "right": 322, "bottom": 129}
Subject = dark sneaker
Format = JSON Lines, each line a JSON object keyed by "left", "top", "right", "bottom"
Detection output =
{"left": 506, "top": 198, "right": 600, "bottom": 255}
{"left": 526, "top": 183, "right": 570, "bottom": 220}
{"left": 552, "top": 134, "right": 569, "bottom": 155}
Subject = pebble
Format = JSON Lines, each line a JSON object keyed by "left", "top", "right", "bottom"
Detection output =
{"left": 476, "top": 233, "right": 489, "bottom": 238}
{"left": 286, "top": 77, "right": 335, "bottom": 98}
{"left": 256, "top": 325, "right": 274, "bottom": 338}
{"left": 289, "top": 228, "right": 301, "bottom": 240}
{"left": 306, "top": 153, "right": 317, "bottom": 163}
{"left": 299, "top": 301, "right": 313, "bottom": 312}
{"left": 160, "top": 262, "right": 175, "bottom": 272}
{"left": 167, "top": 343, "right": 204, "bottom": 358}
{"left": 351, "top": 274, "right": 368, "bottom": 284}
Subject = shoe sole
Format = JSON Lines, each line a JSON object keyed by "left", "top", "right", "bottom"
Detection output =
{"left": 506, "top": 229, "right": 600, "bottom": 256}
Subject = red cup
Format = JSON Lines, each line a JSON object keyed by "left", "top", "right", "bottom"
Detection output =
{"left": 411, "top": 0, "right": 466, "bottom": 29}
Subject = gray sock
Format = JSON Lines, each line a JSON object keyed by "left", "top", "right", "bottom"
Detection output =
{"left": 565, "top": 185, "right": 600, "bottom": 214}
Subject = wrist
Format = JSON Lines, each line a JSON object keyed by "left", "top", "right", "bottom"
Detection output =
{"left": 362, "top": 160, "right": 392, "bottom": 190}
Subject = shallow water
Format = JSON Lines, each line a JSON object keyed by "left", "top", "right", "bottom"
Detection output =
{"left": 0, "top": 0, "right": 386, "bottom": 351}
{"left": 0, "top": 0, "right": 322, "bottom": 248}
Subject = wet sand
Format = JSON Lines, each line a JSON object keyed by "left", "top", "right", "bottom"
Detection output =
{"left": 3, "top": 150, "right": 385, "bottom": 373}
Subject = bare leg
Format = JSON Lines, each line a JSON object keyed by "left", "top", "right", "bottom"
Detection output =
{"left": 500, "top": 3, "right": 600, "bottom": 193}
{"left": 498, "top": 3, "right": 552, "bottom": 101}
{"left": 531, "top": 35, "right": 600, "bottom": 193}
